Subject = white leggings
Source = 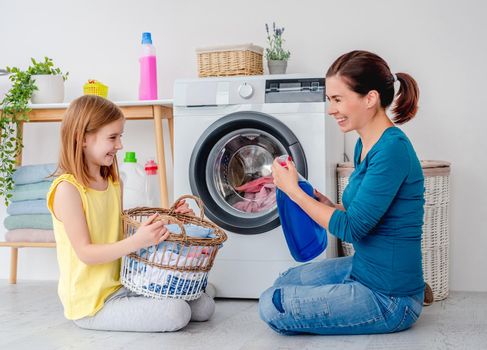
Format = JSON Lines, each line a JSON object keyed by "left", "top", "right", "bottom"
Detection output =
{"left": 73, "top": 287, "right": 215, "bottom": 332}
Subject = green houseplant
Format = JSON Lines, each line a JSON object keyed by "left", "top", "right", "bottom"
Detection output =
{"left": 0, "top": 57, "right": 68, "bottom": 205}
{"left": 265, "top": 22, "right": 291, "bottom": 74}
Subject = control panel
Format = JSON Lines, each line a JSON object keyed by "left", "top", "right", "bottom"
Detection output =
{"left": 265, "top": 78, "right": 325, "bottom": 103}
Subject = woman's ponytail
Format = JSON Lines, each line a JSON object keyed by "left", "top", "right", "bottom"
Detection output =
{"left": 391, "top": 72, "right": 420, "bottom": 125}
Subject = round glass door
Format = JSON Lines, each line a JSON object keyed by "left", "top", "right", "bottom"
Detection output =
{"left": 207, "top": 128, "right": 287, "bottom": 219}
{"left": 189, "top": 111, "right": 307, "bottom": 234}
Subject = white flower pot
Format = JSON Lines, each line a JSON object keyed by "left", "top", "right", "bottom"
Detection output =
{"left": 268, "top": 60, "right": 288, "bottom": 74}
{"left": 31, "top": 74, "right": 64, "bottom": 104}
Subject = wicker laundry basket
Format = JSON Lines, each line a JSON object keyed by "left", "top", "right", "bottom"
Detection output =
{"left": 196, "top": 43, "right": 263, "bottom": 77}
{"left": 336, "top": 161, "right": 451, "bottom": 301}
{"left": 120, "top": 195, "right": 227, "bottom": 300}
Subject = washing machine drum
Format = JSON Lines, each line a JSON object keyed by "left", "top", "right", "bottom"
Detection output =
{"left": 189, "top": 111, "right": 307, "bottom": 234}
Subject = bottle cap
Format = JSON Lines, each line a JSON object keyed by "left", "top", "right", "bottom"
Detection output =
{"left": 141, "top": 32, "right": 153, "bottom": 44}
{"left": 123, "top": 152, "right": 137, "bottom": 163}
{"left": 144, "top": 159, "right": 158, "bottom": 175}
{"left": 277, "top": 155, "right": 292, "bottom": 167}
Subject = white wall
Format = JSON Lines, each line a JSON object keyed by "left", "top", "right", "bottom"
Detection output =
{"left": 1, "top": 0, "right": 486, "bottom": 291}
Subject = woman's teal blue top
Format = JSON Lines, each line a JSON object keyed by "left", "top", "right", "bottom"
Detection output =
{"left": 329, "top": 127, "right": 425, "bottom": 296}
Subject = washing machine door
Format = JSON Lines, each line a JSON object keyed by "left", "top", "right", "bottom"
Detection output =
{"left": 189, "top": 111, "right": 307, "bottom": 234}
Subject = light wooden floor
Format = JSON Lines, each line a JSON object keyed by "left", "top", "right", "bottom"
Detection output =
{"left": 1, "top": 281, "right": 487, "bottom": 350}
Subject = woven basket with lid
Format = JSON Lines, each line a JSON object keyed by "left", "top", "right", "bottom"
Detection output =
{"left": 196, "top": 43, "right": 263, "bottom": 77}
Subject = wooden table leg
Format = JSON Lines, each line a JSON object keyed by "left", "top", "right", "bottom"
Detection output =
{"left": 10, "top": 247, "right": 18, "bottom": 284}
{"left": 168, "top": 118, "right": 174, "bottom": 163}
{"left": 166, "top": 108, "right": 174, "bottom": 165}
{"left": 10, "top": 122, "right": 23, "bottom": 284}
{"left": 153, "top": 106, "right": 169, "bottom": 208}
{"left": 15, "top": 121, "right": 24, "bottom": 166}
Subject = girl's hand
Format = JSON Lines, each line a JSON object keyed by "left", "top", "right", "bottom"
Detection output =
{"left": 271, "top": 158, "right": 300, "bottom": 197}
{"left": 173, "top": 199, "right": 195, "bottom": 216}
{"left": 133, "top": 213, "right": 169, "bottom": 249}
{"left": 313, "top": 189, "right": 336, "bottom": 208}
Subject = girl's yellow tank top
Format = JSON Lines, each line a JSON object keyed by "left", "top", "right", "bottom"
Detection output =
{"left": 47, "top": 174, "right": 122, "bottom": 320}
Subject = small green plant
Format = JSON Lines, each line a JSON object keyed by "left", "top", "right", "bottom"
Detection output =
{"left": 27, "top": 57, "right": 69, "bottom": 81}
{"left": 0, "top": 57, "right": 68, "bottom": 205}
{"left": 265, "top": 22, "right": 291, "bottom": 61}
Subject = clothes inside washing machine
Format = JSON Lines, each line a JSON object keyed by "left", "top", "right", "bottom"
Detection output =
{"left": 207, "top": 129, "right": 286, "bottom": 215}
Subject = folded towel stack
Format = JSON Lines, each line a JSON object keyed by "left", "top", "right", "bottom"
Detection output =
{"left": 3, "top": 164, "right": 57, "bottom": 243}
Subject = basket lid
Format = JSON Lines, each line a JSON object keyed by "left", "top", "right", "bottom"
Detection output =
{"left": 421, "top": 160, "right": 451, "bottom": 176}
{"left": 336, "top": 160, "right": 451, "bottom": 177}
{"left": 196, "top": 43, "right": 264, "bottom": 54}
{"left": 337, "top": 162, "right": 354, "bottom": 169}
{"left": 420, "top": 160, "right": 451, "bottom": 169}
{"left": 337, "top": 162, "right": 354, "bottom": 177}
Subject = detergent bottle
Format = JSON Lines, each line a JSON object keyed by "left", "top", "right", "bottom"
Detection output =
{"left": 119, "top": 151, "right": 146, "bottom": 209}
{"left": 275, "top": 155, "right": 327, "bottom": 262}
{"left": 144, "top": 159, "right": 161, "bottom": 207}
{"left": 138, "top": 32, "right": 158, "bottom": 100}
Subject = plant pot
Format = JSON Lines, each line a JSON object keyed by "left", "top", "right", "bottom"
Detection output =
{"left": 267, "top": 60, "right": 288, "bottom": 74}
{"left": 31, "top": 74, "right": 64, "bottom": 103}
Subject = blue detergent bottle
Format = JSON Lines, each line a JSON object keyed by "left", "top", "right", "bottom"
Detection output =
{"left": 275, "top": 155, "right": 327, "bottom": 262}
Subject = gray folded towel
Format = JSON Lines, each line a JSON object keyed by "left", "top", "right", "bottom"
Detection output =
{"left": 12, "top": 181, "right": 52, "bottom": 202}
{"left": 7, "top": 199, "right": 50, "bottom": 215}
{"left": 4, "top": 214, "right": 53, "bottom": 230}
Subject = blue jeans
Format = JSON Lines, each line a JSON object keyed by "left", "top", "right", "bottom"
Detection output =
{"left": 259, "top": 256, "right": 423, "bottom": 335}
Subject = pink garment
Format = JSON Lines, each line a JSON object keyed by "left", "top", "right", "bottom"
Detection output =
{"left": 233, "top": 183, "right": 276, "bottom": 213}
{"left": 5, "top": 229, "right": 55, "bottom": 243}
{"left": 234, "top": 176, "right": 274, "bottom": 193}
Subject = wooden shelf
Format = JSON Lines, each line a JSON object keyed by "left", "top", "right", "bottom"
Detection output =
{"left": 0, "top": 242, "right": 55, "bottom": 248}
{"left": 26, "top": 100, "right": 173, "bottom": 122}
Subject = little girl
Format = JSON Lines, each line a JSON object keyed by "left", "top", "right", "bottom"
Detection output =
{"left": 47, "top": 95, "right": 214, "bottom": 332}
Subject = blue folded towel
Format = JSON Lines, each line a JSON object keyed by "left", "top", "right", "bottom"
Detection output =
{"left": 12, "top": 181, "right": 52, "bottom": 202}
{"left": 13, "top": 163, "right": 57, "bottom": 185}
{"left": 4, "top": 214, "right": 53, "bottom": 230}
{"left": 7, "top": 199, "right": 50, "bottom": 215}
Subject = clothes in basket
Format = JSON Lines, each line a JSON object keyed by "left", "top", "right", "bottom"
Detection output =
{"left": 125, "top": 223, "right": 215, "bottom": 296}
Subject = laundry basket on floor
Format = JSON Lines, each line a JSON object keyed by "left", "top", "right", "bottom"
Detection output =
{"left": 336, "top": 161, "right": 451, "bottom": 301}
{"left": 121, "top": 195, "right": 227, "bottom": 300}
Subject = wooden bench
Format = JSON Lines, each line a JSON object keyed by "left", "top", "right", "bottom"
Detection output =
{"left": 1, "top": 100, "right": 174, "bottom": 284}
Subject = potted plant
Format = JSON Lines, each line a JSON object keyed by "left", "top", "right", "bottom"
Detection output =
{"left": 265, "top": 22, "right": 291, "bottom": 74}
{"left": 0, "top": 57, "right": 68, "bottom": 205}
{"left": 28, "top": 57, "right": 69, "bottom": 103}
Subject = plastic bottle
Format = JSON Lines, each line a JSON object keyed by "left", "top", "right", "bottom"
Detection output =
{"left": 144, "top": 159, "right": 161, "bottom": 207}
{"left": 138, "top": 32, "right": 158, "bottom": 100}
{"left": 275, "top": 155, "right": 328, "bottom": 262}
{"left": 119, "top": 151, "right": 146, "bottom": 209}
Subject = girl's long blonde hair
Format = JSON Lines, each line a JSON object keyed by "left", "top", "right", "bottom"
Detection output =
{"left": 56, "top": 95, "right": 125, "bottom": 187}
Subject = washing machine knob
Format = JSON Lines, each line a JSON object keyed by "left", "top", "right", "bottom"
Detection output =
{"left": 238, "top": 83, "right": 254, "bottom": 99}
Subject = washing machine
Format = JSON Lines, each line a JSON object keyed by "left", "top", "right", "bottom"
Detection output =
{"left": 173, "top": 74, "right": 343, "bottom": 298}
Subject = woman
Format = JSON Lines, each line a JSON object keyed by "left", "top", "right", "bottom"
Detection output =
{"left": 259, "top": 50, "right": 427, "bottom": 335}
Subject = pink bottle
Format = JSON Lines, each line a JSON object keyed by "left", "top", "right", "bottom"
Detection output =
{"left": 139, "top": 32, "right": 158, "bottom": 100}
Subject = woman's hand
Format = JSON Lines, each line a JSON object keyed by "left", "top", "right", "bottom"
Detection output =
{"left": 313, "top": 189, "right": 336, "bottom": 208}
{"left": 173, "top": 199, "right": 195, "bottom": 216}
{"left": 271, "top": 158, "right": 300, "bottom": 198}
{"left": 133, "top": 213, "right": 170, "bottom": 249}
